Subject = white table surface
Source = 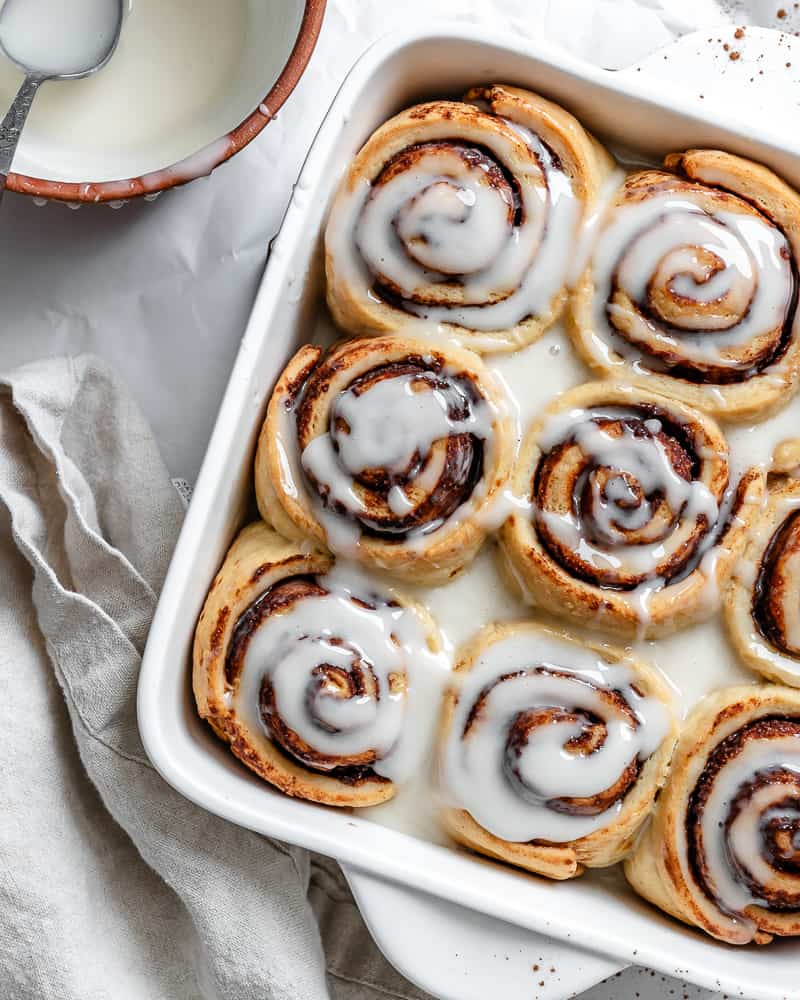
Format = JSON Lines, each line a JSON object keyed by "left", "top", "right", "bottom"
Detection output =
{"left": 3, "top": 2, "right": 797, "bottom": 998}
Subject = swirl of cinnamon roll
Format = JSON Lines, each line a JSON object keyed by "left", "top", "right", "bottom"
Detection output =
{"left": 193, "top": 521, "right": 446, "bottom": 807}
{"left": 255, "top": 335, "right": 513, "bottom": 584}
{"left": 325, "top": 84, "right": 618, "bottom": 353}
{"left": 625, "top": 685, "right": 800, "bottom": 944}
{"left": 570, "top": 150, "right": 800, "bottom": 421}
{"left": 440, "top": 622, "right": 676, "bottom": 880}
{"left": 726, "top": 444, "right": 800, "bottom": 686}
{"left": 499, "top": 382, "right": 765, "bottom": 637}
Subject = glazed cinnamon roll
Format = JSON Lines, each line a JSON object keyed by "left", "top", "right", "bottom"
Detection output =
{"left": 193, "top": 521, "right": 445, "bottom": 807}
{"left": 499, "top": 382, "right": 764, "bottom": 637}
{"left": 440, "top": 622, "right": 676, "bottom": 880}
{"left": 726, "top": 444, "right": 800, "bottom": 686}
{"left": 570, "top": 150, "right": 800, "bottom": 421}
{"left": 625, "top": 684, "right": 800, "bottom": 944}
{"left": 326, "top": 84, "right": 617, "bottom": 353}
{"left": 255, "top": 335, "right": 513, "bottom": 584}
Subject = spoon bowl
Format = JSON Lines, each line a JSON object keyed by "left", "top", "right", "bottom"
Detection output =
{"left": 0, "top": 0, "right": 124, "bottom": 81}
{"left": 0, "top": 0, "right": 124, "bottom": 200}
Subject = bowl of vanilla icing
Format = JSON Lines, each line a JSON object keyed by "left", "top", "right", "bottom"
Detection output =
{"left": 0, "top": 0, "right": 325, "bottom": 203}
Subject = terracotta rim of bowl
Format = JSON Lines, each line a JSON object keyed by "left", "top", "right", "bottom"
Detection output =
{"left": 8, "top": 0, "right": 327, "bottom": 204}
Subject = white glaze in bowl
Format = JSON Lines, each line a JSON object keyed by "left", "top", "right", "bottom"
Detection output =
{"left": 0, "top": 0, "right": 324, "bottom": 200}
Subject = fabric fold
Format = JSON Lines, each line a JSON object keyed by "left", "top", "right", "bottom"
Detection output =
{"left": 0, "top": 354, "right": 429, "bottom": 1000}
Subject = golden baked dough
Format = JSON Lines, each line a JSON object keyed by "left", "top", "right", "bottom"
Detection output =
{"left": 325, "top": 84, "right": 617, "bottom": 353}
{"left": 570, "top": 149, "right": 800, "bottom": 421}
{"left": 193, "top": 521, "right": 442, "bottom": 807}
{"left": 726, "top": 444, "right": 800, "bottom": 686}
{"left": 440, "top": 621, "right": 677, "bottom": 879}
{"left": 255, "top": 334, "right": 513, "bottom": 584}
{"left": 625, "top": 684, "right": 800, "bottom": 944}
{"left": 499, "top": 381, "right": 765, "bottom": 637}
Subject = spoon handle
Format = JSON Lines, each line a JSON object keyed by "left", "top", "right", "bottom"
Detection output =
{"left": 0, "top": 74, "right": 41, "bottom": 200}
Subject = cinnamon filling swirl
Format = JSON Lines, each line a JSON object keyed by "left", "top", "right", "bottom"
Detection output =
{"left": 225, "top": 576, "right": 383, "bottom": 780}
{"left": 341, "top": 115, "right": 574, "bottom": 330}
{"left": 296, "top": 358, "right": 490, "bottom": 542}
{"left": 365, "top": 139, "right": 525, "bottom": 307}
{"left": 443, "top": 628, "right": 671, "bottom": 844}
{"left": 686, "top": 716, "right": 800, "bottom": 917}
{"left": 593, "top": 172, "right": 797, "bottom": 385}
{"left": 753, "top": 510, "right": 800, "bottom": 658}
{"left": 225, "top": 567, "right": 444, "bottom": 783}
{"left": 494, "top": 674, "right": 642, "bottom": 819}
{"left": 531, "top": 403, "right": 723, "bottom": 592}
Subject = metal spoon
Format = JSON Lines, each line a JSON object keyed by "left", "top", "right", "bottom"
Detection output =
{"left": 0, "top": 0, "right": 124, "bottom": 200}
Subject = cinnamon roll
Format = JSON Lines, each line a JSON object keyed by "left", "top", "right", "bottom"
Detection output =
{"left": 726, "top": 445, "right": 800, "bottom": 686}
{"left": 570, "top": 150, "right": 800, "bottom": 421}
{"left": 255, "top": 335, "right": 513, "bottom": 584}
{"left": 625, "top": 684, "right": 800, "bottom": 944}
{"left": 193, "top": 521, "right": 445, "bottom": 807}
{"left": 440, "top": 622, "right": 676, "bottom": 880}
{"left": 326, "top": 84, "right": 617, "bottom": 353}
{"left": 499, "top": 382, "right": 765, "bottom": 637}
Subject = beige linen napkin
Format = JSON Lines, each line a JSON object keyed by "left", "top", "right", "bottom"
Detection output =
{"left": 0, "top": 354, "right": 429, "bottom": 1000}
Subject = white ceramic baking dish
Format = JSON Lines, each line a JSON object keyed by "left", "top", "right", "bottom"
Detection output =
{"left": 138, "top": 24, "right": 800, "bottom": 1000}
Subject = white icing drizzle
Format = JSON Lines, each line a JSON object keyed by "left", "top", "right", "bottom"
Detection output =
{"left": 341, "top": 324, "right": 795, "bottom": 846}
{"left": 272, "top": 359, "right": 509, "bottom": 558}
{"left": 688, "top": 733, "right": 800, "bottom": 922}
{"left": 234, "top": 563, "right": 449, "bottom": 783}
{"left": 442, "top": 632, "right": 670, "bottom": 843}
{"left": 303, "top": 372, "right": 491, "bottom": 488}
{"left": 327, "top": 112, "right": 580, "bottom": 333}
{"left": 534, "top": 405, "right": 720, "bottom": 583}
{"left": 589, "top": 193, "right": 793, "bottom": 372}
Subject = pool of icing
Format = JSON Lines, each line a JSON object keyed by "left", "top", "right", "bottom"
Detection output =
{"left": 295, "top": 314, "right": 800, "bottom": 844}
{"left": 252, "top": 109, "right": 800, "bottom": 881}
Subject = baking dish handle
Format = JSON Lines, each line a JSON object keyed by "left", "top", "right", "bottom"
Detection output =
{"left": 342, "top": 865, "right": 623, "bottom": 1000}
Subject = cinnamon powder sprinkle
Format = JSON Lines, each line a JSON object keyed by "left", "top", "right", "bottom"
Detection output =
{"left": 729, "top": 51, "right": 741, "bottom": 60}
{"left": 735, "top": 27, "right": 745, "bottom": 38}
